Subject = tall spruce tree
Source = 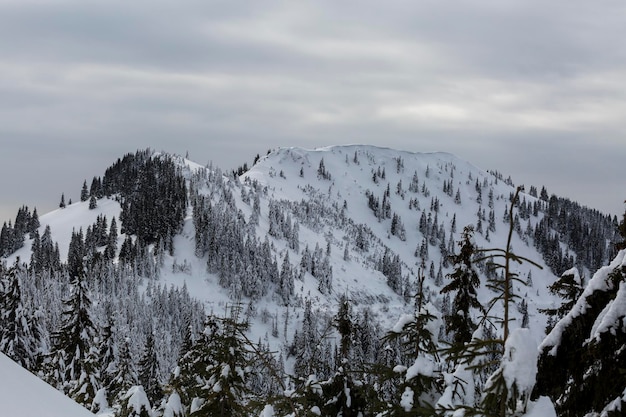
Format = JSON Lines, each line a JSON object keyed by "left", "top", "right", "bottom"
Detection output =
{"left": 437, "top": 186, "right": 543, "bottom": 417}
{"left": 0, "top": 263, "right": 43, "bottom": 371}
{"left": 373, "top": 270, "right": 442, "bottom": 415}
{"left": 138, "top": 332, "right": 163, "bottom": 406}
{"left": 317, "top": 295, "right": 367, "bottom": 416}
{"left": 616, "top": 200, "right": 626, "bottom": 250}
{"left": 46, "top": 273, "right": 101, "bottom": 406}
{"left": 441, "top": 225, "right": 483, "bottom": 353}
{"left": 175, "top": 305, "right": 257, "bottom": 416}
{"left": 539, "top": 268, "right": 583, "bottom": 333}
{"left": 533, "top": 249, "right": 626, "bottom": 417}
{"left": 109, "top": 337, "right": 138, "bottom": 405}
{"left": 81, "top": 180, "right": 90, "bottom": 202}
{"left": 478, "top": 187, "right": 542, "bottom": 416}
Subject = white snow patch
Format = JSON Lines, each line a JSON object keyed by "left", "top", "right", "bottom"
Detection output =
{"left": 502, "top": 328, "right": 538, "bottom": 395}
{"left": 400, "top": 387, "right": 414, "bottom": 411}
{"left": 590, "top": 281, "right": 626, "bottom": 341}
{"left": 259, "top": 404, "right": 276, "bottom": 417}
{"left": 391, "top": 314, "right": 415, "bottom": 333}
{"left": 162, "top": 392, "right": 184, "bottom": 417}
{"left": 123, "top": 386, "right": 152, "bottom": 417}
{"left": 523, "top": 396, "right": 557, "bottom": 417}
{"left": 406, "top": 356, "right": 435, "bottom": 381}
{"left": 0, "top": 353, "right": 95, "bottom": 417}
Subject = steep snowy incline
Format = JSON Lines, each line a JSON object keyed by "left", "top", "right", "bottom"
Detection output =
{"left": 243, "top": 145, "right": 558, "bottom": 340}
{"left": 0, "top": 353, "right": 95, "bottom": 416}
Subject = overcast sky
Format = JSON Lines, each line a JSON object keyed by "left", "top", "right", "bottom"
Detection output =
{"left": 1, "top": 0, "right": 625, "bottom": 223}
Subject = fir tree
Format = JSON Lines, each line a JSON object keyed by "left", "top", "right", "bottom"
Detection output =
{"left": 0, "top": 263, "right": 43, "bottom": 371}
{"left": 110, "top": 337, "right": 138, "bottom": 404}
{"left": 538, "top": 268, "right": 583, "bottom": 332}
{"left": 81, "top": 180, "right": 90, "bottom": 202}
{"left": 96, "top": 317, "right": 116, "bottom": 405}
{"left": 104, "top": 217, "right": 118, "bottom": 260}
{"left": 316, "top": 295, "right": 368, "bottom": 416}
{"left": 441, "top": 225, "right": 483, "bottom": 353}
{"left": 438, "top": 187, "right": 542, "bottom": 417}
{"left": 534, "top": 251, "right": 626, "bottom": 417}
{"left": 46, "top": 274, "right": 101, "bottom": 406}
{"left": 89, "top": 194, "right": 98, "bottom": 210}
{"left": 178, "top": 305, "right": 257, "bottom": 416}
{"left": 138, "top": 332, "right": 163, "bottom": 406}
{"left": 616, "top": 200, "right": 626, "bottom": 250}
{"left": 373, "top": 270, "right": 442, "bottom": 415}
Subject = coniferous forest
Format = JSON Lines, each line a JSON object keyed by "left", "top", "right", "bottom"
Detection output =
{"left": 0, "top": 146, "right": 624, "bottom": 417}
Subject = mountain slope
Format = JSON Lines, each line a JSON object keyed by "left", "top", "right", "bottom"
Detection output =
{"left": 0, "top": 145, "right": 619, "bottom": 415}
{"left": 243, "top": 146, "right": 559, "bottom": 337}
{"left": 0, "top": 352, "right": 95, "bottom": 416}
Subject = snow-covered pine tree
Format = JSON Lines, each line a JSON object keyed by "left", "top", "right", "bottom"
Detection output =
{"left": 45, "top": 273, "right": 101, "bottom": 407}
{"left": 81, "top": 180, "right": 89, "bottom": 202}
{"left": 533, "top": 249, "right": 626, "bottom": 417}
{"left": 317, "top": 294, "right": 368, "bottom": 416}
{"left": 440, "top": 225, "right": 483, "bottom": 354}
{"left": 0, "top": 262, "right": 43, "bottom": 371}
{"left": 470, "top": 186, "right": 541, "bottom": 416}
{"left": 538, "top": 267, "right": 583, "bottom": 333}
{"left": 138, "top": 332, "right": 163, "bottom": 406}
{"left": 89, "top": 194, "right": 98, "bottom": 210}
{"left": 175, "top": 305, "right": 257, "bottom": 416}
{"left": 109, "top": 337, "right": 139, "bottom": 407}
{"left": 373, "top": 270, "right": 442, "bottom": 415}
{"left": 93, "top": 317, "right": 116, "bottom": 412}
{"left": 436, "top": 186, "right": 543, "bottom": 417}
{"left": 278, "top": 251, "right": 294, "bottom": 305}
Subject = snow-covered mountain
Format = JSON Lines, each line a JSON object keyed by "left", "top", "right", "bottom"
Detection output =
{"left": 0, "top": 145, "right": 620, "bottom": 416}
{"left": 6, "top": 145, "right": 572, "bottom": 339}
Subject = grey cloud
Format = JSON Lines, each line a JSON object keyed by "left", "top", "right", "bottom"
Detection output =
{"left": 0, "top": 0, "right": 625, "bottom": 222}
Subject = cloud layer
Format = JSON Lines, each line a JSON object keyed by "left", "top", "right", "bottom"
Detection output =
{"left": 0, "top": 0, "right": 625, "bottom": 220}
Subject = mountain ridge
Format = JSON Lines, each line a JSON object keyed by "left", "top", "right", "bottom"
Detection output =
{"left": 0, "top": 144, "right": 621, "bottom": 416}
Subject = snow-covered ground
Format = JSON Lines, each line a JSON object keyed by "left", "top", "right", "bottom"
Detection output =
{"left": 0, "top": 353, "right": 94, "bottom": 417}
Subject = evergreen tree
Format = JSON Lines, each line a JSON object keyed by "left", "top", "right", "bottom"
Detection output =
{"left": 29, "top": 208, "right": 40, "bottom": 238}
{"left": 278, "top": 251, "right": 294, "bottom": 305}
{"left": 177, "top": 306, "right": 257, "bottom": 416}
{"left": 0, "top": 222, "right": 11, "bottom": 256}
{"left": 539, "top": 268, "right": 583, "bottom": 332}
{"left": 616, "top": 200, "right": 626, "bottom": 250}
{"left": 441, "top": 225, "right": 483, "bottom": 352}
{"left": 81, "top": 180, "right": 90, "bottom": 202}
{"left": 109, "top": 337, "right": 138, "bottom": 404}
{"left": 46, "top": 274, "right": 101, "bottom": 406}
{"left": 105, "top": 217, "right": 118, "bottom": 260}
{"left": 0, "top": 263, "right": 43, "bottom": 371}
{"left": 317, "top": 295, "right": 368, "bottom": 416}
{"left": 534, "top": 251, "right": 626, "bottom": 417}
{"left": 89, "top": 194, "right": 98, "bottom": 210}
{"left": 67, "top": 229, "right": 85, "bottom": 279}
{"left": 96, "top": 317, "right": 116, "bottom": 404}
{"left": 437, "top": 187, "right": 542, "bottom": 417}
{"left": 138, "top": 332, "right": 163, "bottom": 406}
{"left": 373, "top": 271, "right": 442, "bottom": 415}
{"left": 476, "top": 187, "right": 542, "bottom": 417}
